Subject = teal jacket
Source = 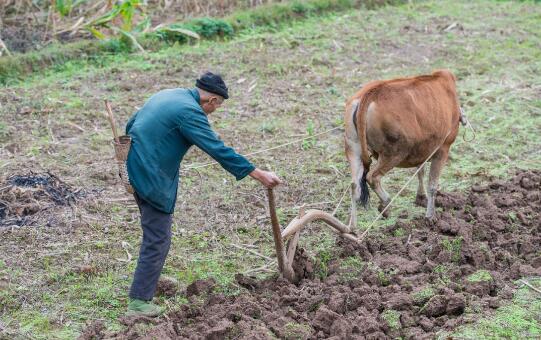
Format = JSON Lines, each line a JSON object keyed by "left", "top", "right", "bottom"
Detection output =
{"left": 125, "top": 88, "right": 255, "bottom": 214}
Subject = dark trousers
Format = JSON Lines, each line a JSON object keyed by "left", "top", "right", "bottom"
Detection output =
{"left": 129, "top": 193, "right": 173, "bottom": 301}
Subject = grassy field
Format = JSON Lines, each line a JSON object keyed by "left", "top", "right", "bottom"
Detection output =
{"left": 0, "top": 0, "right": 540, "bottom": 338}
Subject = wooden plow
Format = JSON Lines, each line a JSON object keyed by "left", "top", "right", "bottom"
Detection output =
{"left": 266, "top": 185, "right": 361, "bottom": 283}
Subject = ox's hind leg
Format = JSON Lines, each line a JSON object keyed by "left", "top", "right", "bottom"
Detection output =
{"left": 367, "top": 155, "right": 403, "bottom": 218}
{"left": 426, "top": 148, "right": 449, "bottom": 219}
{"left": 415, "top": 166, "right": 427, "bottom": 207}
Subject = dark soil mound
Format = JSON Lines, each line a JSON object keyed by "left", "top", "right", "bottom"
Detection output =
{"left": 100, "top": 170, "right": 540, "bottom": 339}
{"left": 0, "top": 172, "right": 87, "bottom": 227}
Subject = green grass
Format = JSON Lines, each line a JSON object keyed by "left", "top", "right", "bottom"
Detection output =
{"left": 283, "top": 322, "right": 312, "bottom": 339}
{"left": 381, "top": 309, "right": 401, "bottom": 330}
{"left": 0, "top": 0, "right": 540, "bottom": 338}
{"left": 441, "top": 237, "right": 464, "bottom": 263}
{"left": 449, "top": 279, "right": 541, "bottom": 339}
{"left": 338, "top": 255, "right": 364, "bottom": 282}
{"left": 413, "top": 286, "right": 436, "bottom": 305}
{"left": 467, "top": 270, "right": 493, "bottom": 283}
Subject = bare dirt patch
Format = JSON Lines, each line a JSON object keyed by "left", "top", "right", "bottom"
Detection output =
{"left": 90, "top": 170, "right": 540, "bottom": 339}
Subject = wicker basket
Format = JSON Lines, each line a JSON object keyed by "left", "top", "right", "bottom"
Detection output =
{"left": 113, "top": 135, "right": 134, "bottom": 194}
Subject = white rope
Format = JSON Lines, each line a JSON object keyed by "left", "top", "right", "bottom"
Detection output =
{"left": 332, "top": 184, "right": 349, "bottom": 216}
{"left": 359, "top": 130, "right": 452, "bottom": 240}
{"left": 460, "top": 107, "right": 476, "bottom": 142}
{"left": 463, "top": 117, "right": 477, "bottom": 142}
{"left": 182, "top": 126, "right": 342, "bottom": 170}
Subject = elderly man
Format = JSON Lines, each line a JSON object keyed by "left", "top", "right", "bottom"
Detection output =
{"left": 125, "top": 72, "right": 281, "bottom": 316}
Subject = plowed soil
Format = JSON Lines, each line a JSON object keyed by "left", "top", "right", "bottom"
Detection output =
{"left": 86, "top": 170, "right": 540, "bottom": 339}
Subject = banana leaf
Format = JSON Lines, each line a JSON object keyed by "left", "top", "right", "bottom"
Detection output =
{"left": 154, "top": 25, "right": 201, "bottom": 40}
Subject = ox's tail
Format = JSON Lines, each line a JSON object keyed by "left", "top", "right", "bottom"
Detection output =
{"left": 351, "top": 89, "right": 375, "bottom": 208}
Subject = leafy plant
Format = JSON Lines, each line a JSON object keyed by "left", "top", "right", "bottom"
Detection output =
{"left": 433, "top": 264, "right": 451, "bottom": 285}
{"left": 155, "top": 18, "right": 232, "bottom": 44}
{"left": 381, "top": 309, "right": 401, "bottom": 330}
{"left": 302, "top": 120, "right": 316, "bottom": 150}
{"left": 81, "top": 0, "right": 199, "bottom": 52}
{"left": 413, "top": 286, "right": 436, "bottom": 305}
{"left": 338, "top": 256, "right": 364, "bottom": 282}
{"left": 441, "top": 236, "right": 463, "bottom": 263}
{"left": 55, "top": 0, "right": 87, "bottom": 17}
{"left": 467, "top": 270, "right": 493, "bottom": 283}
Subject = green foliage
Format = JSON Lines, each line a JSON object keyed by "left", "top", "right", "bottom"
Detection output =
{"left": 433, "top": 265, "right": 451, "bottom": 285}
{"left": 228, "top": 0, "right": 354, "bottom": 30}
{"left": 185, "top": 18, "right": 234, "bottom": 39}
{"left": 0, "top": 121, "right": 9, "bottom": 142}
{"left": 338, "top": 256, "right": 364, "bottom": 282}
{"left": 451, "top": 279, "right": 541, "bottom": 338}
{"left": 466, "top": 270, "right": 493, "bottom": 283}
{"left": 302, "top": 120, "right": 316, "bottom": 149}
{"left": 393, "top": 227, "right": 405, "bottom": 237}
{"left": 258, "top": 120, "right": 278, "bottom": 134}
{"left": 0, "top": 40, "right": 126, "bottom": 85}
{"left": 441, "top": 236, "right": 463, "bottom": 263}
{"left": 83, "top": 0, "right": 148, "bottom": 51}
{"left": 314, "top": 249, "right": 334, "bottom": 279}
{"left": 381, "top": 309, "right": 401, "bottom": 330}
{"left": 157, "top": 18, "right": 233, "bottom": 43}
{"left": 283, "top": 322, "right": 312, "bottom": 339}
{"left": 377, "top": 268, "right": 390, "bottom": 286}
{"left": 413, "top": 286, "right": 436, "bottom": 305}
{"left": 55, "top": 0, "right": 87, "bottom": 17}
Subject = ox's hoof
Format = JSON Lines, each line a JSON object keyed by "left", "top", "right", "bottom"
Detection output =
{"left": 415, "top": 194, "right": 427, "bottom": 207}
{"left": 378, "top": 203, "right": 390, "bottom": 218}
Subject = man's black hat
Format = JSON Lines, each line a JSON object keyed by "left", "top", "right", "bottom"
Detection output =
{"left": 195, "top": 72, "right": 229, "bottom": 99}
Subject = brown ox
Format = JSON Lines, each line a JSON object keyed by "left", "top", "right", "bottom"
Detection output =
{"left": 344, "top": 70, "right": 462, "bottom": 219}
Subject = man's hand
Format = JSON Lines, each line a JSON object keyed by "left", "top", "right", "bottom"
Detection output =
{"left": 249, "top": 168, "right": 282, "bottom": 188}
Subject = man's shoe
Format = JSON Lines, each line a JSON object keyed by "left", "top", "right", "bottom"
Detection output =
{"left": 126, "top": 299, "right": 164, "bottom": 317}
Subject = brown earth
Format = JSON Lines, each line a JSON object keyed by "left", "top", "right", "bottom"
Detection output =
{"left": 82, "top": 169, "right": 540, "bottom": 339}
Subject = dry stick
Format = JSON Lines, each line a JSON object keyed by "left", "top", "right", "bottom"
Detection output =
{"left": 104, "top": 100, "right": 119, "bottom": 142}
{"left": 243, "top": 262, "right": 275, "bottom": 275}
{"left": 67, "top": 121, "right": 85, "bottom": 132}
{"left": 51, "top": 0, "right": 57, "bottom": 37}
{"left": 359, "top": 130, "right": 452, "bottom": 240}
{"left": 0, "top": 185, "right": 12, "bottom": 192}
{"left": 183, "top": 126, "right": 341, "bottom": 170}
{"left": 231, "top": 243, "right": 273, "bottom": 262}
{"left": 406, "top": 234, "right": 412, "bottom": 246}
{"left": 519, "top": 279, "right": 541, "bottom": 295}
{"left": 42, "top": 4, "right": 51, "bottom": 41}
{"left": 0, "top": 37, "right": 11, "bottom": 57}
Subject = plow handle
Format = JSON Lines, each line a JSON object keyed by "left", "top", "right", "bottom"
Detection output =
{"left": 267, "top": 188, "right": 296, "bottom": 282}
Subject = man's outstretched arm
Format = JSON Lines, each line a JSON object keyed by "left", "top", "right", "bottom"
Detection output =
{"left": 180, "top": 112, "right": 281, "bottom": 188}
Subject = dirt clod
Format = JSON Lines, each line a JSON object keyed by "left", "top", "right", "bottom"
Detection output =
{"left": 156, "top": 276, "right": 179, "bottom": 297}
{"left": 185, "top": 278, "right": 216, "bottom": 297}
{"left": 77, "top": 320, "right": 105, "bottom": 340}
